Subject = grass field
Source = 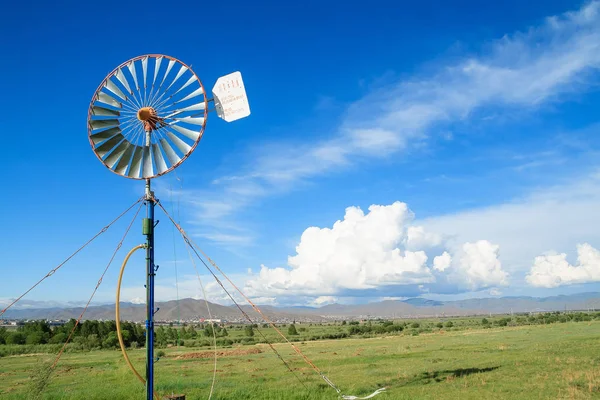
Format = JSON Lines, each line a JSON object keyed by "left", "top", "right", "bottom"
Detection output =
{"left": 1, "top": 321, "right": 599, "bottom": 399}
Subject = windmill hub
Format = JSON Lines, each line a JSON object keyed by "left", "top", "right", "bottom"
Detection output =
{"left": 137, "top": 107, "right": 161, "bottom": 132}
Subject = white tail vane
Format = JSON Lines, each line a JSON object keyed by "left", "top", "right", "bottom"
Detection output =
{"left": 212, "top": 71, "right": 251, "bottom": 122}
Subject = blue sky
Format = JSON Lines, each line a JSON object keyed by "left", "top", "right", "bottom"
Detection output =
{"left": 2, "top": 0, "right": 600, "bottom": 308}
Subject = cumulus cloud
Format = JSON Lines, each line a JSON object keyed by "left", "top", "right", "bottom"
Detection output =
{"left": 246, "top": 202, "right": 508, "bottom": 297}
{"left": 310, "top": 296, "right": 338, "bottom": 306}
{"left": 527, "top": 243, "right": 600, "bottom": 288}
{"left": 455, "top": 241, "right": 508, "bottom": 289}
{"left": 433, "top": 252, "right": 452, "bottom": 272}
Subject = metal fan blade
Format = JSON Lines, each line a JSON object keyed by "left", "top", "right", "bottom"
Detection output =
{"left": 163, "top": 102, "right": 206, "bottom": 119}
{"left": 142, "top": 146, "right": 153, "bottom": 178}
{"left": 173, "top": 116, "right": 204, "bottom": 126}
{"left": 104, "top": 79, "right": 127, "bottom": 101}
{"left": 90, "top": 127, "right": 121, "bottom": 145}
{"left": 171, "top": 125, "right": 201, "bottom": 141}
{"left": 92, "top": 106, "right": 120, "bottom": 117}
{"left": 128, "top": 61, "right": 139, "bottom": 91}
{"left": 114, "top": 143, "right": 135, "bottom": 175}
{"left": 160, "top": 59, "right": 176, "bottom": 87}
{"left": 167, "top": 131, "right": 192, "bottom": 154}
{"left": 96, "top": 92, "right": 121, "bottom": 108}
{"left": 152, "top": 143, "right": 168, "bottom": 174}
{"left": 153, "top": 56, "right": 162, "bottom": 86}
{"left": 142, "top": 56, "right": 148, "bottom": 88}
{"left": 104, "top": 140, "right": 129, "bottom": 168}
{"left": 166, "top": 65, "right": 188, "bottom": 91}
{"left": 174, "top": 87, "right": 204, "bottom": 104}
{"left": 115, "top": 69, "right": 132, "bottom": 94}
{"left": 90, "top": 119, "right": 120, "bottom": 131}
{"left": 95, "top": 134, "right": 124, "bottom": 158}
{"left": 172, "top": 76, "right": 196, "bottom": 96}
{"left": 128, "top": 146, "right": 143, "bottom": 178}
{"left": 159, "top": 138, "right": 181, "bottom": 166}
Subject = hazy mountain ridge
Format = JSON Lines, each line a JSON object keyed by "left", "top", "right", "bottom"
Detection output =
{"left": 3, "top": 292, "right": 600, "bottom": 322}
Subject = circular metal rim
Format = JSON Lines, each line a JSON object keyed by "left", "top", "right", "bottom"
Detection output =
{"left": 87, "top": 54, "right": 208, "bottom": 180}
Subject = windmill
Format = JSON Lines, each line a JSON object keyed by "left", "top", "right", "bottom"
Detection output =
{"left": 87, "top": 54, "right": 250, "bottom": 400}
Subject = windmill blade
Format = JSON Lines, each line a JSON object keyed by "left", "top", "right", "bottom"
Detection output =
{"left": 104, "top": 79, "right": 127, "bottom": 101}
{"left": 142, "top": 146, "right": 153, "bottom": 178}
{"left": 160, "top": 59, "right": 176, "bottom": 87}
{"left": 171, "top": 76, "right": 197, "bottom": 96}
{"left": 92, "top": 106, "right": 120, "bottom": 117}
{"left": 152, "top": 56, "right": 162, "bottom": 86}
{"left": 128, "top": 61, "right": 139, "bottom": 91}
{"left": 95, "top": 134, "right": 124, "bottom": 158}
{"left": 142, "top": 56, "right": 148, "bottom": 88}
{"left": 174, "top": 87, "right": 204, "bottom": 104}
{"left": 115, "top": 69, "right": 132, "bottom": 94}
{"left": 114, "top": 144, "right": 135, "bottom": 175}
{"left": 104, "top": 140, "right": 130, "bottom": 168}
{"left": 152, "top": 143, "right": 168, "bottom": 174}
{"left": 159, "top": 138, "right": 181, "bottom": 166}
{"left": 171, "top": 124, "right": 201, "bottom": 141}
{"left": 128, "top": 146, "right": 143, "bottom": 178}
{"left": 167, "top": 131, "right": 192, "bottom": 154}
{"left": 90, "top": 127, "right": 121, "bottom": 145}
{"left": 90, "top": 119, "right": 120, "bottom": 131}
{"left": 166, "top": 65, "right": 188, "bottom": 91}
{"left": 96, "top": 92, "right": 122, "bottom": 108}
{"left": 172, "top": 116, "right": 204, "bottom": 126}
{"left": 163, "top": 102, "right": 206, "bottom": 119}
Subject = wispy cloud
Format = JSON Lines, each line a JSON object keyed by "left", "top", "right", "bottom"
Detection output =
{"left": 172, "top": 2, "right": 600, "bottom": 244}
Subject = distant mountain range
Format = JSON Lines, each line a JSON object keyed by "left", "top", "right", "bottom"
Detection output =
{"left": 3, "top": 292, "right": 600, "bottom": 322}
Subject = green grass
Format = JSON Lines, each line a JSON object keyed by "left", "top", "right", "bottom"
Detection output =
{"left": 1, "top": 321, "right": 600, "bottom": 399}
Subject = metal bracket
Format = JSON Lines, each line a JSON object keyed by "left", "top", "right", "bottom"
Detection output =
{"left": 154, "top": 220, "right": 160, "bottom": 227}
{"left": 154, "top": 307, "right": 160, "bottom": 315}
{"left": 154, "top": 264, "right": 160, "bottom": 272}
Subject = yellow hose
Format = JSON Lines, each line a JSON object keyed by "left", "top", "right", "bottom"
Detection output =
{"left": 116, "top": 244, "right": 160, "bottom": 400}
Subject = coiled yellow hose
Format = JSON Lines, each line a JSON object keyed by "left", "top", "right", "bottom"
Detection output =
{"left": 116, "top": 244, "right": 160, "bottom": 400}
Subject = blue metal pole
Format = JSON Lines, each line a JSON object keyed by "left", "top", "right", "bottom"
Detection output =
{"left": 144, "top": 180, "right": 155, "bottom": 400}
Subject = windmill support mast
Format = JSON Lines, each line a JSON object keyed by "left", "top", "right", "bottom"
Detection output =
{"left": 88, "top": 55, "right": 250, "bottom": 400}
{"left": 144, "top": 178, "right": 156, "bottom": 400}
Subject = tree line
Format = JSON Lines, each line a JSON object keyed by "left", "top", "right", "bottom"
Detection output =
{"left": 0, "top": 319, "right": 231, "bottom": 350}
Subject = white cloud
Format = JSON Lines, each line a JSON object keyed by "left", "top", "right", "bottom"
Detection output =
{"left": 245, "top": 202, "right": 507, "bottom": 297}
{"left": 310, "top": 296, "right": 338, "bottom": 306}
{"left": 527, "top": 243, "right": 600, "bottom": 288}
{"left": 433, "top": 252, "right": 452, "bottom": 272}
{"left": 421, "top": 171, "right": 600, "bottom": 281}
{"left": 455, "top": 241, "right": 508, "bottom": 289}
{"left": 177, "top": 1, "right": 600, "bottom": 243}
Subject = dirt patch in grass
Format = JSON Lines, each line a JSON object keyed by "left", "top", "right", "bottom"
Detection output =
{"left": 175, "top": 348, "right": 262, "bottom": 360}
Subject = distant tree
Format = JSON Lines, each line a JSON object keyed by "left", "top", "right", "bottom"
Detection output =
{"left": 102, "top": 332, "right": 118, "bottom": 349}
{"left": 445, "top": 321, "right": 454, "bottom": 328}
{"left": 288, "top": 324, "right": 298, "bottom": 336}
{"left": 436, "top": 322, "right": 444, "bottom": 329}
{"left": 482, "top": 318, "right": 489, "bottom": 325}
{"left": 49, "top": 332, "right": 67, "bottom": 344}
{"left": 6, "top": 332, "right": 26, "bottom": 345}
{"left": 244, "top": 325, "right": 254, "bottom": 337}
{"left": 26, "top": 332, "right": 44, "bottom": 345}
{"left": 411, "top": 322, "right": 420, "bottom": 329}
{"left": 341, "top": 320, "right": 347, "bottom": 325}
{"left": 221, "top": 328, "right": 228, "bottom": 337}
